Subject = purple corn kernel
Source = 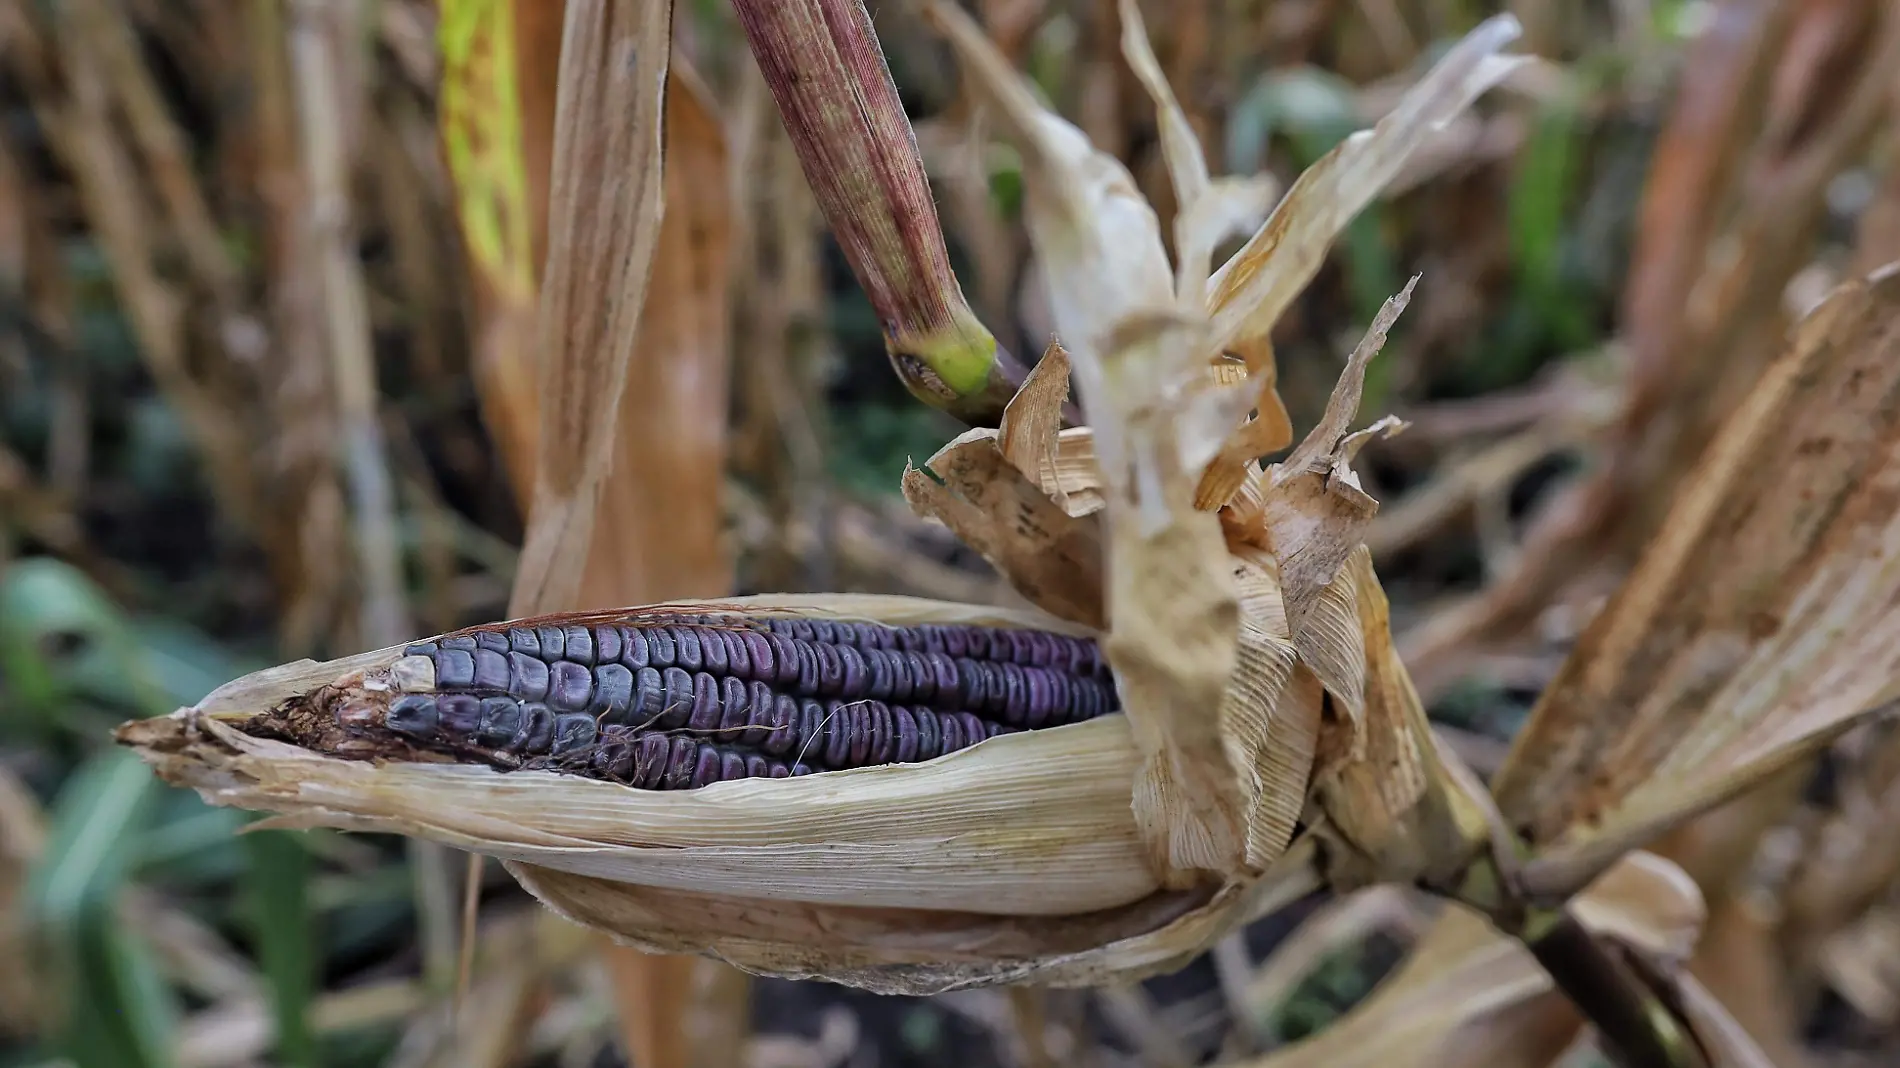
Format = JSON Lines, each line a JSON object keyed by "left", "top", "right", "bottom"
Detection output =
{"left": 939, "top": 713, "right": 964, "bottom": 754}
{"left": 636, "top": 733, "right": 672, "bottom": 788}
{"left": 767, "top": 633, "right": 800, "bottom": 686}
{"left": 648, "top": 627, "right": 677, "bottom": 667}
{"left": 688, "top": 672, "right": 723, "bottom": 732}
{"left": 632, "top": 666, "right": 665, "bottom": 723}
{"left": 794, "top": 641, "right": 819, "bottom": 694}
{"left": 475, "top": 630, "right": 510, "bottom": 654}
{"left": 472, "top": 648, "right": 511, "bottom": 691}
{"left": 720, "top": 629, "right": 752, "bottom": 680}
{"left": 595, "top": 625, "right": 623, "bottom": 664}
{"left": 674, "top": 627, "right": 702, "bottom": 671}
{"left": 507, "top": 628, "right": 539, "bottom": 656}
{"left": 815, "top": 700, "right": 846, "bottom": 766}
{"left": 593, "top": 663, "right": 634, "bottom": 720}
{"left": 698, "top": 629, "right": 727, "bottom": 675}
{"left": 508, "top": 652, "right": 549, "bottom": 701}
{"left": 536, "top": 626, "right": 566, "bottom": 660}
{"left": 837, "top": 643, "right": 867, "bottom": 699}
{"left": 745, "top": 754, "right": 770, "bottom": 779}
{"left": 513, "top": 703, "right": 555, "bottom": 753}
{"left": 663, "top": 737, "right": 697, "bottom": 789}
{"left": 435, "top": 648, "right": 476, "bottom": 689}
{"left": 658, "top": 667, "right": 694, "bottom": 729}
{"left": 763, "top": 693, "right": 798, "bottom": 756}
{"left": 551, "top": 713, "right": 596, "bottom": 755}
{"left": 1022, "top": 668, "right": 1052, "bottom": 728}
{"left": 864, "top": 648, "right": 894, "bottom": 700}
{"left": 437, "top": 694, "right": 482, "bottom": 736}
{"left": 886, "top": 650, "right": 915, "bottom": 703}
{"left": 719, "top": 676, "right": 751, "bottom": 736}
{"left": 720, "top": 751, "right": 746, "bottom": 783}
{"left": 869, "top": 702, "right": 895, "bottom": 764}
{"left": 815, "top": 642, "right": 844, "bottom": 697}
{"left": 892, "top": 706, "right": 918, "bottom": 762}
{"left": 622, "top": 627, "right": 650, "bottom": 669}
{"left": 477, "top": 697, "right": 521, "bottom": 746}
{"left": 690, "top": 746, "right": 723, "bottom": 788}
{"left": 561, "top": 626, "right": 594, "bottom": 665}
{"left": 844, "top": 702, "right": 872, "bottom": 766}
{"left": 386, "top": 694, "right": 438, "bottom": 738}
{"left": 593, "top": 738, "right": 634, "bottom": 782}
{"left": 740, "top": 630, "right": 773, "bottom": 682}
{"left": 547, "top": 660, "right": 593, "bottom": 713}
{"left": 442, "top": 635, "right": 477, "bottom": 652}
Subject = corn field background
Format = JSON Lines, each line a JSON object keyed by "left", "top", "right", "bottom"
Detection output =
{"left": 5, "top": 0, "right": 1900, "bottom": 1066}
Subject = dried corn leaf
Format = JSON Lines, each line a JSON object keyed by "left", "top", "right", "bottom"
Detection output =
{"left": 1203, "top": 17, "right": 1525, "bottom": 355}
{"left": 1244, "top": 852, "right": 1706, "bottom": 1068}
{"left": 1493, "top": 266, "right": 1900, "bottom": 900}
{"left": 1114, "top": 0, "right": 1276, "bottom": 303}
{"left": 508, "top": 0, "right": 673, "bottom": 616}
{"left": 996, "top": 340, "right": 1073, "bottom": 496}
{"left": 1194, "top": 18, "right": 1526, "bottom": 511}
{"left": 1258, "top": 279, "right": 1414, "bottom": 641}
{"left": 925, "top": 1, "right": 1295, "bottom": 882}
{"left": 901, "top": 434, "right": 1106, "bottom": 628}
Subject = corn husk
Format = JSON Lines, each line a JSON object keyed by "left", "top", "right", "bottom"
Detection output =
{"left": 118, "top": 8, "right": 1525, "bottom": 991}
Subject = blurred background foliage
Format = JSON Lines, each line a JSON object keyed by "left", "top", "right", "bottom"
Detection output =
{"left": 4, "top": 0, "right": 1900, "bottom": 1066}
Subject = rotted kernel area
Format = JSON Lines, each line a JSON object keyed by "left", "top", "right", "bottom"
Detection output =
{"left": 377, "top": 616, "right": 1118, "bottom": 789}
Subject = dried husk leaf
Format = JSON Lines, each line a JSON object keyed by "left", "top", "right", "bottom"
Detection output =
{"left": 924, "top": 0, "right": 1301, "bottom": 885}
{"left": 1194, "top": 18, "right": 1528, "bottom": 512}
{"left": 1244, "top": 852, "right": 1708, "bottom": 1068}
{"left": 505, "top": 836, "right": 1323, "bottom": 995}
{"left": 901, "top": 433, "right": 1106, "bottom": 628}
{"left": 1493, "top": 266, "right": 1900, "bottom": 900}
{"left": 996, "top": 340, "right": 1072, "bottom": 495}
{"left": 1114, "top": 0, "right": 1276, "bottom": 303}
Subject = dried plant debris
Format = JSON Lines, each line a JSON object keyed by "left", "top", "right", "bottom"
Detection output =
{"left": 242, "top": 607, "right": 1121, "bottom": 790}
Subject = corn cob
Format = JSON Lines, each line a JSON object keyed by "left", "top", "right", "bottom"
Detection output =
{"left": 281, "top": 609, "right": 1121, "bottom": 790}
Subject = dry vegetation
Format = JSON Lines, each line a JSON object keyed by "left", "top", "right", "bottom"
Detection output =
{"left": 7, "top": 1, "right": 1900, "bottom": 1067}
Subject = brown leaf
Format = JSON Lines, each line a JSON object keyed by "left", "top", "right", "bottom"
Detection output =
{"left": 1258, "top": 278, "right": 1415, "bottom": 637}
{"left": 997, "top": 339, "right": 1073, "bottom": 491}
{"left": 507, "top": 0, "right": 674, "bottom": 618}
{"left": 901, "top": 434, "right": 1106, "bottom": 629}
{"left": 1495, "top": 266, "right": 1900, "bottom": 900}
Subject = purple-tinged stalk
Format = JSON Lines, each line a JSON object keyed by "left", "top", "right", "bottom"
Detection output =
{"left": 729, "top": 0, "right": 1026, "bottom": 425}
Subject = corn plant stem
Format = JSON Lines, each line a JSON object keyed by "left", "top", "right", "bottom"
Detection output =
{"left": 1522, "top": 909, "right": 1705, "bottom": 1068}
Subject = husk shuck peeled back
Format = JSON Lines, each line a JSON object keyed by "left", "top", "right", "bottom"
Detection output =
{"left": 116, "top": 10, "right": 1530, "bottom": 992}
